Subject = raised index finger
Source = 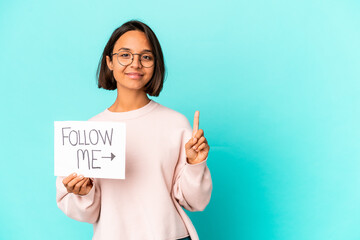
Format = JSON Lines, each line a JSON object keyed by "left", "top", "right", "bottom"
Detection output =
{"left": 192, "top": 110, "right": 200, "bottom": 137}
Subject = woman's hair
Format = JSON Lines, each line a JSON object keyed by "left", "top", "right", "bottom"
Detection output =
{"left": 96, "top": 20, "right": 165, "bottom": 96}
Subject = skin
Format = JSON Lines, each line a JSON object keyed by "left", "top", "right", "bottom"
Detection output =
{"left": 185, "top": 111, "right": 210, "bottom": 165}
{"left": 63, "top": 30, "right": 210, "bottom": 195}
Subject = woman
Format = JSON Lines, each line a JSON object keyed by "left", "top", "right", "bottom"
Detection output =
{"left": 56, "top": 20, "right": 212, "bottom": 240}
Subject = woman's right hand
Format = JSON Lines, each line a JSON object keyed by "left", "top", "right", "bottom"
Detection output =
{"left": 62, "top": 173, "right": 93, "bottom": 196}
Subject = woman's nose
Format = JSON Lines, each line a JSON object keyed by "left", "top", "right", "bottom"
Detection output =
{"left": 130, "top": 55, "right": 142, "bottom": 68}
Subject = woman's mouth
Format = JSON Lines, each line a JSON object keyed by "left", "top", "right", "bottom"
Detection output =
{"left": 126, "top": 73, "right": 143, "bottom": 80}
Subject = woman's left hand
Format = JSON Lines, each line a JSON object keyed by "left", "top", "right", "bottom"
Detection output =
{"left": 185, "top": 111, "right": 210, "bottom": 164}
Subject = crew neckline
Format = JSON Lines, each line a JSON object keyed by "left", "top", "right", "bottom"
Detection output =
{"left": 104, "top": 99, "right": 158, "bottom": 120}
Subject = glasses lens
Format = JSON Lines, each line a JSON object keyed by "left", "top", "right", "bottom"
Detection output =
{"left": 141, "top": 53, "right": 155, "bottom": 68}
{"left": 116, "top": 51, "right": 132, "bottom": 66}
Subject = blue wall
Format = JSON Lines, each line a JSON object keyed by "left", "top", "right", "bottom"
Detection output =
{"left": 1, "top": 0, "right": 359, "bottom": 239}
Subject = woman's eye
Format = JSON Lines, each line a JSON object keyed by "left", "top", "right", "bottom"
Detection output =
{"left": 120, "top": 54, "right": 130, "bottom": 58}
{"left": 142, "top": 55, "right": 153, "bottom": 61}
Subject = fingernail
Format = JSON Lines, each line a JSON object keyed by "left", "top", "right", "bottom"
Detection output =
{"left": 73, "top": 173, "right": 77, "bottom": 176}
{"left": 193, "top": 137, "right": 197, "bottom": 142}
{"left": 192, "top": 146, "right": 197, "bottom": 150}
{"left": 79, "top": 175, "right": 84, "bottom": 179}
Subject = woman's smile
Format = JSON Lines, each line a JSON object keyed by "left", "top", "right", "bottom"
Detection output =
{"left": 126, "top": 72, "right": 144, "bottom": 80}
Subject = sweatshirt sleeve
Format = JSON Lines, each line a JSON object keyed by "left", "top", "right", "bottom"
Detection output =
{"left": 172, "top": 125, "right": 213, "bottom": 212}
{"left": 56, "top": 176, "right": 101, "bottom": 223}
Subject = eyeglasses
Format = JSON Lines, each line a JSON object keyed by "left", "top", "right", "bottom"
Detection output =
{"left": 111, "top": 50, "right": 155, "bottom": 68}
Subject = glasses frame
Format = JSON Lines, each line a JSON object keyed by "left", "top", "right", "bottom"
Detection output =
{"left": 111, "top": 51, "right": 155, "bottom": 68}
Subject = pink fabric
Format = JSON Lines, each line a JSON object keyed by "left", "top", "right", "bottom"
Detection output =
{"left": 56, "top": 100, "right": 212, "bottom": 240}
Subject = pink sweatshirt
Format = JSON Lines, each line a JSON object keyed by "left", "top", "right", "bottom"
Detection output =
{"left": 56, "top": 100, "right": 212, "bottom": 240}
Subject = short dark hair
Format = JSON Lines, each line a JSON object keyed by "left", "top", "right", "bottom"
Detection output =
{"left": 96, "top": 20, "right": 165, "bottom": 96}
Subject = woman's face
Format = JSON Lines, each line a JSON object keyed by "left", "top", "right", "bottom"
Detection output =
{"left": 106, "top": 30, "right": 154, "bottom": 93}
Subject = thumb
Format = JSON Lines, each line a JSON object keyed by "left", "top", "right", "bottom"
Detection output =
{"left": 185, "top": 136, "right": 198, "bottom": 150}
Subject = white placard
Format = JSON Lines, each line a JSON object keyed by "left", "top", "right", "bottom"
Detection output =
{"left": 54, "top": 121, "right": 126, "bottom": 179}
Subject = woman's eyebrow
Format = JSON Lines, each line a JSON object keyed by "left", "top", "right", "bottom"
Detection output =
{"left": 118, "top": 47, "right": 152, "bottom": 53}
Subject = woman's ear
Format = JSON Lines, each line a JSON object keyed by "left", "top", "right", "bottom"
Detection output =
{"left": 106, "top": 56, "right": 114, "bottom": 71}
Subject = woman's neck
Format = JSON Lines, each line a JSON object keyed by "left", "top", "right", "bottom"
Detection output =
{"left": 108, "top": 88, "right": 150, "bottom": 112}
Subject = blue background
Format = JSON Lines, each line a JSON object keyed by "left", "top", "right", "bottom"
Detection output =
{"left": 1, "top": 0, "right": 360, "bottom": 239}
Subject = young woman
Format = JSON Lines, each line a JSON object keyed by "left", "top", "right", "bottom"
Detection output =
{"left": 56, "top": 20, "right": 212, "bottom": 240}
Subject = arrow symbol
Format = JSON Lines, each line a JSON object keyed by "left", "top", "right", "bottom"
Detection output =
{"left": 102, "top": 153, "right": 115, "bottom": 161}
